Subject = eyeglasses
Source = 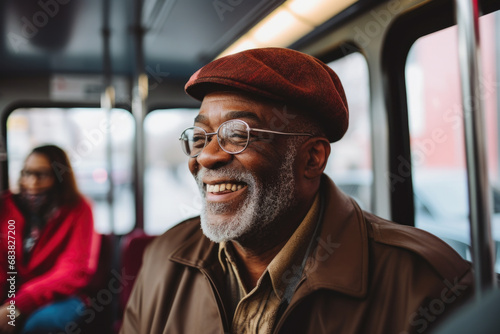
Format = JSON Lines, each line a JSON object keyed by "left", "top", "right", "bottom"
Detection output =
{"left": 21, "top": 169, "right": 53, "bottom": 180}
{"left": 179, "top": 119, "right": 312, "bottom": 157}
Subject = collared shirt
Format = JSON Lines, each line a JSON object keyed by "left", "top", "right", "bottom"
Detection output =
{"left": 218, "top": 193, "right": 321, "bottom": 334}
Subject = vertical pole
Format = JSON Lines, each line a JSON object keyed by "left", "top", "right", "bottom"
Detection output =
{"left": 495, "top": 12, "right": 500, "bottom": 185}
{"left": 102, "top": 0, "right": 115, "bottom": 233}
{"left": 101, "top": 86, "right": 115, "bottom": 232}
{"left": 101, "top": 0, "right": 119, "bottom": 330}
{"left": 455, "top": 0, "right": 496, "bottom": 298}
{"left": 132, "top": 0, "right": 147, "bottom": 230}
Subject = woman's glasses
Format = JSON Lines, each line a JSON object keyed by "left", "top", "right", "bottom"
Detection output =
{"left": 21, "top": 169, "right": 53, "bottom": 180}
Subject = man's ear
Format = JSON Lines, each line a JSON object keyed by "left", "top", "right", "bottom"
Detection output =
{"left": 301, "top": 137, "right": 331, "bottom": 179}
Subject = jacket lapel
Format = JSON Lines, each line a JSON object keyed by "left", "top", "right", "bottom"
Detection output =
{"left": 169, "top": 222, "right": 231, "bottom": 331}
{"left": 294, "top": 175, "right": 369, "bottom": 300}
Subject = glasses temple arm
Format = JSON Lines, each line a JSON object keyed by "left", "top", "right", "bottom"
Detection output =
{"left": 250, "top": 128, "right": 313, "bottom": 136}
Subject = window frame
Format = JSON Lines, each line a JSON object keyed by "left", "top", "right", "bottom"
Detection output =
{"left": 382, "top": 0, "right": 500, "bottom": 226}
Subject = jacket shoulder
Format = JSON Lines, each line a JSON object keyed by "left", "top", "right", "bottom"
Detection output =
{"left": 144, "top": 217, "right": 203, "bottom": 260}
{"left": 73, "top": 195, "right": 93, "bottom": 212}
{"left": 364, "top": 211, "right": 471, "bottom": 280}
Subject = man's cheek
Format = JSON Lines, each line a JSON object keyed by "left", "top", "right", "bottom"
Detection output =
{"left": 188, "top": 159, "right": 198, "bottom": 175}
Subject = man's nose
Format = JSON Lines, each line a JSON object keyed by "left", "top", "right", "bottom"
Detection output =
{"left": 196, "top": 137, "right": 232, "bottom": 169}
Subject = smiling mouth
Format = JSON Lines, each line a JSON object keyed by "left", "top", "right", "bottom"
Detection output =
{"left": 206, "top": 182, "right": 247, "bottom": 194}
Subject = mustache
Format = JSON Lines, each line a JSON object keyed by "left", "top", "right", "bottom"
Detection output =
{"left": 195, "top": 167, "right": 256, "bottom": 191}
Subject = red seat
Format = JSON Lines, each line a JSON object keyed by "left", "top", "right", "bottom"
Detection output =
{"left": 118, "top": 229, "right": 156, "bottom": 315}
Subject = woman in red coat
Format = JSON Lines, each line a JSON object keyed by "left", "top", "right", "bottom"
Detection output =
{"left": 0, "top": 145, "right": 100, "bottom": 334}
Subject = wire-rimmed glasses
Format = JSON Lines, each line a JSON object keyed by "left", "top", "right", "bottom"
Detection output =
{"left": 20, "top": 169, "right": 53, "bottom": 180}
{"left": 179, "top": 119, "right": 312, "bottom": 157}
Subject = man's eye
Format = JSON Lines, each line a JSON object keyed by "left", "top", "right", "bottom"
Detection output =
{"left": 192, "top": 136, "right": 206, "bottom": 147}
{"left": 228, "top": 136, "right": 247, "bottom": 146}
{"left": 229, "top": 130, "right": 247, "bottom": 140}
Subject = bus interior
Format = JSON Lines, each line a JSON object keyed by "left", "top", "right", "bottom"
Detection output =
{"left": 1, "top": 0, "right": 499, "bottom": 332}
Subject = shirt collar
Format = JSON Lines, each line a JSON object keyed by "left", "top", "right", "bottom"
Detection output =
{"left": 267, "top": 192, "right": 320, "bottom": 298}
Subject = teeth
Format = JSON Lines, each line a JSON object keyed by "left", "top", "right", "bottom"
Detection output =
{"left": 206, "top": 182, "right": 245, "bottom": 193}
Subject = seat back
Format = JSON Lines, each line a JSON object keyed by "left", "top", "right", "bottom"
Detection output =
{"left": 118, "top": 229, "right": 156, "bottom": 315}
{"left": 83, "top": 233, "right": 115, "bottom": 333}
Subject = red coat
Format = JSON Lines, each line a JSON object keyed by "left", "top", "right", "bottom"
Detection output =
{"left": 0, "top": 192, "right": 100, "bottom": 315}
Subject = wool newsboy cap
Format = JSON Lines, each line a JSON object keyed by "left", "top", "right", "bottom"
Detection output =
{"left": 185, "top": 47, "right": 349, "bottom": 142}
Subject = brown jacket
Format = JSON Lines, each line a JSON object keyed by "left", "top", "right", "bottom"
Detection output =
{"left": 120, "top": 176, "right": 473, "bottom": 334}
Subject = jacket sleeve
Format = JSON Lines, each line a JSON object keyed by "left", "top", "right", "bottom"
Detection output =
{"left": 0, "top": 232, "right": 14, "bottom": 303}
{"left": 0, "top": 196, "right": 18, "bottom": 304}
{"left": 13, "top": 200, "right": 101, "bottom": 315}
{"left": 0, "top": 226, "right": 8, "bottom": 301}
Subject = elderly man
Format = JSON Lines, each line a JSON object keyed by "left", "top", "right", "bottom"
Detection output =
{"left": 120, "top": 48, "right": 472, "bottom": 334}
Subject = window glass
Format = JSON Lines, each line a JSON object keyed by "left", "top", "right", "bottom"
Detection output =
{"left": 405, "top": 11, "right": 499, "bottom": 269}
{"left": 6, "top": 108, "right": 135, "bottom": 234}
{"left": 325, "top": 52, "right": 372, "bottom": 211}
{"left": 144, "top": 109, "right": 200, "bottom": 235}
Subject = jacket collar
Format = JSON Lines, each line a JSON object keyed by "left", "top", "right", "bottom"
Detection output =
{"left": 170, "top": 174, "right": 369, "bottom": 299}
{"left": 169, "top": 225, "right": 218, "bottom": 269}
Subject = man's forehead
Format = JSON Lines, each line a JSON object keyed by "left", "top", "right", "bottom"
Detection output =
{"left": 195, "top": 92, "right": 277, "bottom": 125}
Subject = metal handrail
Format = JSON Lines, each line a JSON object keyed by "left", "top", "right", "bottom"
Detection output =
{"left": 132, "top": 0, "right": 147, "bottom": 230}
{"left": 454, "top": 0, "right": 497, "bottom": 298}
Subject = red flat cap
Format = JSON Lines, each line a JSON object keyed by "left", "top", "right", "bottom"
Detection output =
{"left": 185, "top": 47, "right": 349, "bottom": 143}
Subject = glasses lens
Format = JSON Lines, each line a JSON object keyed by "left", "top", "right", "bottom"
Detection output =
{"left": 218, "top": 121, "right": 249, "bottom": 154}
{"left": 180, "top": 127, "right": 206, "bottom": 157}
{"left": 21, "top": 170, "right": 52, "bottom": 180}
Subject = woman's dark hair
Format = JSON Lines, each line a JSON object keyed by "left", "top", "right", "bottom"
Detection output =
{"left": 26, "top": 145, "right": 81, "bottom": 207}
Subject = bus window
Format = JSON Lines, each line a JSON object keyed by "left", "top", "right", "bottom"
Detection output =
{"left": 325, "top": 52, "right": 372, "bottom": 211}
{"left": 405, "top": 11, "right": 499, "bottom": 269}
{"left": 6, "top": 108, "right": 135, "bottom": 234}
{"left": 144, "top": 109, "right": 199, "bottom": 235}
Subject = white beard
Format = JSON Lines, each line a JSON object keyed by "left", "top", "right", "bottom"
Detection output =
{"left": 195, "top": 143, "right": 297, "bottom": 243}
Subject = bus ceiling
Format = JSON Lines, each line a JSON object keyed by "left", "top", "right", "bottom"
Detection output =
{"left": 0, "top": 0, "right": 287, "bottom": 78}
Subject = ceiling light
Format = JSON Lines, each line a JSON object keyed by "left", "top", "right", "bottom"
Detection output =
{"left": 287, "top": 0, "right": 356, "bottom": 26}
{"left": 217, "top": 0, "right": 358, "bottom": 58}
{"left": 252, "top": 10, "right": 313, "bottom": 45}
